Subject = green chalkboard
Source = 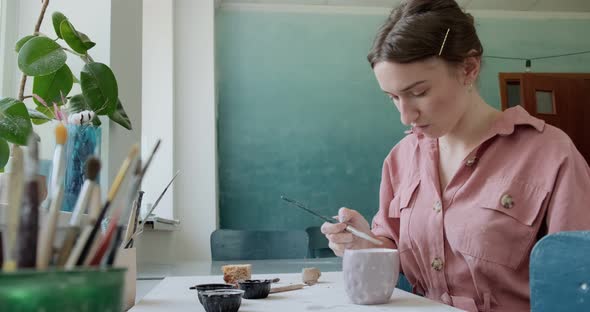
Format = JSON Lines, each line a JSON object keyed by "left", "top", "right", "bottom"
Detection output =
{"left": 216, "top": 10, "right": 404, "bottom": 230}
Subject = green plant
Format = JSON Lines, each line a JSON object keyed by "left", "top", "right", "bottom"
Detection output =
{"left": 0, "top": 0, "right": 131, "bottom": 170}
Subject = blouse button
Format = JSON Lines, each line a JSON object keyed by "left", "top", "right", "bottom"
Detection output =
{"left": 431, "top": 258, "right": 444, "bottom": 272}
{"left": 433, "top": 200, "right": 442, "bottom": 213}
{"left": 465, "top": 157, "right": 477, "bottom": 167}
{"left": 501, "top": 194, "right": 514, "bottom": 209}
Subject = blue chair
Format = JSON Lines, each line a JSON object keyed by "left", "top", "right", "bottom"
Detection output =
{"left": 210, "top": 229, "right": 309, "bottom": 261}
{"left": 305, "top": 226, "right": 335, "bottom": 258}
{"left": 530, "top": 231, "right": 590, "bottom": 312}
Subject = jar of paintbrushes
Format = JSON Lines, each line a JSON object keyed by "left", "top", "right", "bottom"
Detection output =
{"left": 0, "top": 124, "right": 154, "bottom": 312}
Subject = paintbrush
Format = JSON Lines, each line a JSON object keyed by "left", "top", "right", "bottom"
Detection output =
{"left": 55, "top": 157, "right": 101, "bottom": 266}
{"left": 37, "top": 124, "right": 68, "bottom": 269}
{"left": 36, "top": 184, "right": 64, "bottom": 269}
{"left": 141, "top": 171, "right": 180, "bottom": 222}
{"left": 47, "top": 124, "right": 67, "bottom": 207}
{"left": 2, "top": 145, "right": 24, "bottom": 272}
{"left": 66, "top": 176, "right": 104, "bottom": 268}
{"left": 124, "top": 191, "right": 143, "bottom": 249}
{"left": 17, "top": 136, "right": 41, "bottom": 268}
{"left": 123, "top": 171, "right": 180, "bottom": 248}
{"left": 74, "top": 144, "right": 139, "bottom": 266}
{"left": 91, "top": 159, "right": 142, "bottom": 266}
{"left": 119, "top": 161, "right": 144, "bottom": 250}
{"left": 281, "top": 195, "right": 383, "bottom": 246}
{"left": 140, "top": 139, "right": 161, "bottom": 180}
{"left": 87, "top": 173, "right": 103, "bottom": 223}
{"left": 122, "top": 199, "right": 138, "bottom": 248}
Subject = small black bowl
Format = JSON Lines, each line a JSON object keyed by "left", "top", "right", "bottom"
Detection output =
{"left": 201, "top": 289, "right": 244, "bottom": 312}
{"left": 237, "top": 279, "right": 272, "bottom": 299}
{"left": 190, "top": 283, "right": 236, "bottom": 304}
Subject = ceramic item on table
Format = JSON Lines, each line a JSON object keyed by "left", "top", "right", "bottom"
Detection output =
{"left": 200, "top": 289, "right": 244, "bottom": 312}
{"left": 343, "top": 248, "right": 399, "bottom": 305}
{"left": 302, "top": 267, "right": 321, "bottom": 285}
{"left": 237, "top": 279, "right": 272, "bottom": 299}
{"left": 190, "top": 283, "right": 235, "bottom": 304}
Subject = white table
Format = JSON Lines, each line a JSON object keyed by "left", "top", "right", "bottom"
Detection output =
{"left": 131, "top": 271, "right": 461, "bottom": 311}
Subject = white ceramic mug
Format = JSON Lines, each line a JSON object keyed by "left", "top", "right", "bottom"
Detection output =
{"left": 343, "top": 248, "right": 400, "bottom": 305}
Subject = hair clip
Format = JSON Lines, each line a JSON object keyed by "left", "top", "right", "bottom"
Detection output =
{"left": 438, "top": 28, "right": 450, "bottom": 56}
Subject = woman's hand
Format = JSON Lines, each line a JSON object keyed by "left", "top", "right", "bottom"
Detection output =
{"left": 321, "top": 207, "right": 381, "bottom": 256}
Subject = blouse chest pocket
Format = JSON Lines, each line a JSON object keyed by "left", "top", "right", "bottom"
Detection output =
{"left": 388, "top": 179, "right": 420, "bottom": 252}
{"left": 454, "top": 178, "right": 549, "bottom": 270}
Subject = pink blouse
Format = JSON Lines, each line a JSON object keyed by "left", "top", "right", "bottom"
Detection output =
{"left": 371, "top": 106, "right": 590, "bottom": 311}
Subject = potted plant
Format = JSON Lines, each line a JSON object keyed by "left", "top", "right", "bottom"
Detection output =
{"left": 0, "top": 0, "right": 132, "bottom": 210}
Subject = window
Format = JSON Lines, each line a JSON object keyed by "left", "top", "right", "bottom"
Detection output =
{"left": 535, "top": 90, "right": 556, "bottom": 114}
{"left": 0, "top": 0, "right": 17, "bottom": 98}
{"left": 506, "top": 81, "right": 521, "bottom": 108}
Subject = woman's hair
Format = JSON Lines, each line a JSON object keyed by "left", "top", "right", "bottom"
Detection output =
{"left": 367, "top": 0, "right": 483, "bottom": 68}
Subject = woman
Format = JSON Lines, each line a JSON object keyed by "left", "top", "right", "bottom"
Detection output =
{"left": 321, "top": 0, "right": 590, "bottom": 311}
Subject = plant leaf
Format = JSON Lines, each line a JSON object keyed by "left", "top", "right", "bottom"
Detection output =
{"left": 68, "top": 94, "right": 90, "bottom": 112}
{"left": 109, "top": 99, "right": 132, "bottom": 130}
{"left": 33, "top": 64, "right": 73, "bottom": 106}
{"left": 60, "top": 20, "right": 95, "bottom": 54}
{"left": 0, "top": 139, "right": 9, "bottom": 171}
{"left": 92, "top": 115, "right": 102, "bottom": 127}
{"left": 0, "top": 98, "right": 33, "bottom": 145}
{"left": 52, "top": 12, "right": 68, "bottom": 39}
{"left": 18, "top": 36, "right": 67, "bottom": 76}
{"left": 79, "top": 32, "right": 96, "bottom": 50}
{"left": 29, "top": 108, "right": 53, "bottom": 125}
{"left": 14, "top": 35, "right": 37, "bottom": 53}
{"left": 81, "top": 62, "right": 118, "bottom": 115}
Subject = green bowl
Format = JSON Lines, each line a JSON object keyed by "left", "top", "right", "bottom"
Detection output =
{"left": 0, "top": 268, "right": 126, "bottom": 312}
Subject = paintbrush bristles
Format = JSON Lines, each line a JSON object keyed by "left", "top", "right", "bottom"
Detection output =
{"left": 107, "top": 144, "right": 139, "bottom": 201}
{"left": 55, "top": 124, "right": 67, "bottom": 145}
{"left": 134, "top": 159, "right": 142, "bottom": 176}
{"left": 85, "top": 157, "right": 101, "bottom": 181}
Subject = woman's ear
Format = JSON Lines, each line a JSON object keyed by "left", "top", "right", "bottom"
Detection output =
{"left": 462, "top": 49, "right": 481, "bottom": 85}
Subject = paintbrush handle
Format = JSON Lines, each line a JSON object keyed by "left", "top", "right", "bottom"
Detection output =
{"left": 76, "top": 201, "right": 111, "bottom": 266}
{"left": 3, "top": 146, "right": 24, "bottom": 272}
{"left": 69, "top": 181, "right": 93, "bottom": 226}
{"left": 56, "top": 226, "right": 80, "bottom": 266}
{"left": 106, "top": 226, "right": 124, "bottom": 266}
{"left": 36, "top": 185, "right": 64, "bottom": 269}
{"left": 87, "top": 185, "right": 102, "bottom": 223}
{"left": 270, "top": 284, "right": 306, "bottom": 294}
{"left": 65, "top": 226, "right": 92, "bottom": 269}
{"left": 345, "top": 225, "right": 383, "bottom": 246}
{"left": 128, "top": 191, "right": 143, "bottom": 248}
{"left": 122, "top": 201, "right": 138, "bottom": 249}
{"left": 17, "top": 181, "right": 40, "bottom": 269}
{"left": 89, "top": 213, "right": 120, "bottom": 266}
{"left": 83, "top": 232, "right": 104, "bottom": 266}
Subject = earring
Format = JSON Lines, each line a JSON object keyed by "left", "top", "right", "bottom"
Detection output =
{"left": 468, "top": 83, "right": 473, "bottom": 93}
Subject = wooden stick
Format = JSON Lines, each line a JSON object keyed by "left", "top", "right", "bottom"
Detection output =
{"left": 269, "top": 284, "right": 306, "bottom": 294}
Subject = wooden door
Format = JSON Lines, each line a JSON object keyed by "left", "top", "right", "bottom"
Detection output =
{"left": 522, "top": 74, "right": 590, "bottom": 164}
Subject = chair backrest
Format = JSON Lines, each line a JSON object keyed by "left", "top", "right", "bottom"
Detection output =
{"left": 210, "top": 229, "right": 309, "bottom": 261}
{"left": 305, "top": 226, "right": 335, "bottom": 258}
{"left": 530, "top": 231, "right": 590, "bottom": 312}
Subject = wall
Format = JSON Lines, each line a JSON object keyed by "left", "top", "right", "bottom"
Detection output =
{"left": 216, "top": 5, "right": 590, "bottom": 231}
{"left": 108, "top": 0, "right": 143, "bottom": 203}
{"left": 135, "top": 0, "right": 217, "bottom": 263}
